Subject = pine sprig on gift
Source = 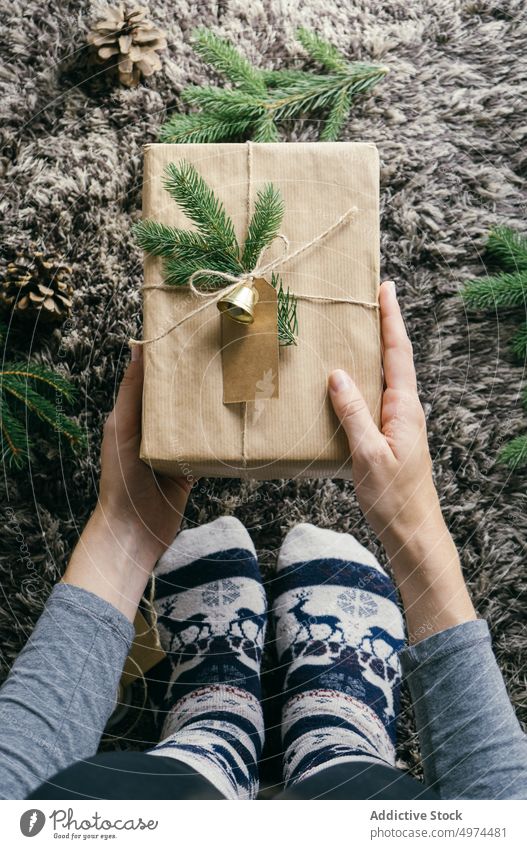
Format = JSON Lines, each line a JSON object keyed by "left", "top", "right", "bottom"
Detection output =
{"left": 159, "top": 28, "right": 388, "bottom": 144}
{"left": 134, "top": 162, "right": 298, "bottom": 345}
{"left": 461, "top": 226, "right": 527, "bottom": 470}
{"left": 0, "top": 321, "right": 85, "bottom": 467}
{"left": 163, "top": 160, "right": 239, "bottom": 250}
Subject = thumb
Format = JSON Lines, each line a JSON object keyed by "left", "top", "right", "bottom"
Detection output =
{"left": 328, "top": 369, "right": 384, "bottom": 458}
{"left": 113, "top": 346, "right": 144, "bottom": 427}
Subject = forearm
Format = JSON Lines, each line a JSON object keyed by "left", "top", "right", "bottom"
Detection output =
{"left": 382, "top": 505, "right": 476, "bottom": 643}
{"left": 63, "top": 505, "right": 158, "bottom": 622}
{"left": 0, "top": 583, "right": 134, "bottom": 799}
{"left": 400, "top": 620, "right": 527, "bottom": 799}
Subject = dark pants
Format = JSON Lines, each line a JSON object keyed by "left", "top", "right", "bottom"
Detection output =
{"left": 29, "top": 752, "right": 438, "bottom": 800}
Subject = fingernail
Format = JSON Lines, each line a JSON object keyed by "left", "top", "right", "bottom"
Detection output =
{"left": 131, "top": 344, "right": 142, "bottom": 362}
{"left": 384, "top": 280, "right": 396, "bottom": 295}
{"left": 329, "top": 369, "right": 352, "bottom": 392}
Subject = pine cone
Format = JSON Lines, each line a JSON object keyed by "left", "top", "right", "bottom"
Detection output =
{"left": 0, "top": 251, "right": 74, "bottom": 324}
{"left": 87, "top": 5, "right": 167, "bottom": 87}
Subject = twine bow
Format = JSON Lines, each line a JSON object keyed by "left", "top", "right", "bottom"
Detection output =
{"left": 130, "top": 201, "right": 379, "bottom": 348}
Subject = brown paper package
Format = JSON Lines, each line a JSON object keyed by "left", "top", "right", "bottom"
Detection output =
{"left": 140, "top": 142, "right": 382, "bottom": 480}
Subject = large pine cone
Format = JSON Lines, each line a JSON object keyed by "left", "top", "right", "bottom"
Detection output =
{"left": 0, "top": 251, "right": 73, "bottom": 324}
{"left": 87, "top": 5, "right": 167, "bottom": 87}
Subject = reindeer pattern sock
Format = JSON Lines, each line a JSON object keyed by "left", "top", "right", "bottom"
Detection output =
{"left": 147, "top": 517, "right": 266, "bottom": 800}
{"left": 272, "top": 524, "right": 405, "bottom": 787}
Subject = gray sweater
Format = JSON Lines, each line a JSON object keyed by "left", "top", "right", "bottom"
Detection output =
{"left": 0, "top": 583, "right": 525, "bottom": 799}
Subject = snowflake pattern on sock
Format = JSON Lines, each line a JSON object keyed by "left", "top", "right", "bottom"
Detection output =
{"left": 147, "top": 517, "right": 266, "bottom": 800}
{"left": 272, "top": 524, "right": 405, "bottom": 787}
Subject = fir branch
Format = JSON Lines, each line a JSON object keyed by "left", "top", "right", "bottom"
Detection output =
{"left": 163, "top": 161, "right": 239, "bottom": 252}
{"left": 320, "top": 87, "right": 352, "bottom": 141}
{"left": 0, "top": 396, "right": 28, "bottom": 467}
{"left": 133, "top": 220, "right": 210, "bottom": 258}
{"left": 192, "top": 28, "right": 267, "bottom": 95}
{"left": 511, "top": 322, "right": 527, "bottom": 361}
{"left": 461, "top": 271, "right": 527, "bottom": 310}
{"left": 1, "top": 376, "right": 81, "bottom": 444}
{"left": 137, "top": 164, "right": 298, "bottom": 345}
{"left": 272, "top": 273, "right": 298, "bottom": 347}
{"left": 159, "top": 28, "right": 387, "bottom": 144}
{"left": 163, "top": 252, "right": 242, "bottom": 288}
{"left": 296, "top": 27, "right": 349, "bottom": 73}
{"left": 263, "top": 68, "right": 387, "bottom": 123}
{"left": 182, "top": 86, "right": 265, "bottom": 120}
{"left": 242, "top": 184, "right": 284, "bottom": 270}
{"left": 0, "top": 361, "right": 84, "bottom": 466}
{"left": 251, "top": 114, "right": 280, "bottom": 142}
{"left": 486, "top": 227, "right": 527, "bottom": 272}
{"left": 261, "top": 69, "right": 317, "bottom": 87}
{"left": 498, "top": 434, "right": 527, "bottom": 470}
{"left": 159, "top": 112, "right": 254, "bottom": 144}
{"left": 2, "top": 362, "right": 78, "bottom": 402}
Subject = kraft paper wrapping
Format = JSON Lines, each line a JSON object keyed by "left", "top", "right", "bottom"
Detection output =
{"left": 140, "top": 142, "right": 382, "bottom": 480}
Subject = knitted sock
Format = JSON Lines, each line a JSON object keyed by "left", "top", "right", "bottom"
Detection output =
{"left": 272, "top": 523, "right": 404, "bottom": 787}
{"left": 147, "top": 517, "right": 266, "bottom": 800}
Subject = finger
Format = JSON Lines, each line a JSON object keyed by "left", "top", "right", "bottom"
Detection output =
{"left": 379, "top": 281, "right": 417, "bottom": 392}
{"left": 112, "top": 347, "right": 144, "bottom": 428}
{"left": 328, "top": 369, "right": 386, "bottom": 458}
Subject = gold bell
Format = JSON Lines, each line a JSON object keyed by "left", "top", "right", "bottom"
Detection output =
{"left": 217, "top": 282, "right": 259, "bottom": 324}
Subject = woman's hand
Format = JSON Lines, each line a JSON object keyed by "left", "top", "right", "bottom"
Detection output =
{"left": 98, "top": 346, "right": 192, "bottom": 559}
{"left": 329, "top": 281, "right": 440, "bottom": 549}
{"left": 64, "top": 347, "right": 192, "bottom": 621}
{"left": 329, "top": 281, "right": 476, "bottom": 641}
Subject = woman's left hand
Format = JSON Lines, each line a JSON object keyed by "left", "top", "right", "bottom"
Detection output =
{"left": 64, "top": 347, "right": 192, "bottom": 621}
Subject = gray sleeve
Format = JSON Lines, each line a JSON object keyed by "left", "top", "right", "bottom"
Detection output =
{"left": 400, "top": 618, "right": 527, "bottom": 799}
{"left": 0, "top": 582, "right": 135, "bottom": 799}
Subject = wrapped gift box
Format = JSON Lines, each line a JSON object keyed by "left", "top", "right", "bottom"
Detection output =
{"left": 139, "top": 142, "right": 381, "bottom": 480}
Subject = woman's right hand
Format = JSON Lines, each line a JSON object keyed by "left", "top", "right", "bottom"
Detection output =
{"left": 328, "top": 280, "right": 442, "bottom": 553}
{"left": 328, "top": 280, "right": 476, "bottom": 641}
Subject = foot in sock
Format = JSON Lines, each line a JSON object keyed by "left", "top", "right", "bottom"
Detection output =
{"left": 272, "top": 523, "right": 405, "bottom": 787}
{"left": 147, "top": 517, "right": 266, "bottom": 800}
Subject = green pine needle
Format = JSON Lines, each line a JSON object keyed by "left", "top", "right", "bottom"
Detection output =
{"left": 133, "top": 221, "right": 211, "bottom": 258}
{"left": 511, "top": 322, "right": 527, "bottom": 361}
{"left": 273, "top": 273, "right": 298, "bottom": 347}
{"left": 0, "top": 361, "right": 84, "bottom": 467}
{"left": 181, "top": 86, "right": 265, "bottom": 120}
{"left": 461, "top": 271, "right": 527, "bottom": 310}
{"left": 498, "top": 434, "right": 527, "bottom": 470}
{"left": 0, "top": 397, "right": 29, "bottom": 467}
{"left": 159, "top": 112, "right": 254, "bottom": 144}
{"left": 296, "top": 28, "right": 349, "bottom": 73}
{"left": 192, "top": 29, "right": 267, "bottom": 95}
{"left": 163, "top": 252, "right": 243, "bottom": 288}
{"left": 321, "top": 87, "right": 353, "bottom": 141}
{"left": 463, "top": 225, "right": 527, "bottom": 474}
{"left": 486, "top": 227, "right": 527, "bottom": 272}
{"left": 251, "top": 114, "right": 281, "bottom": 142}
{"left": 163, "top": 161, "right": 239, "bottom": 253}
{"left": 241, "top": 184, "right": 284, "bottom": 270}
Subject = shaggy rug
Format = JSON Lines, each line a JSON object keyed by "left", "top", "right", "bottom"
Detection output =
{"left": 1, "top": 0, "right": 526, "bottom": 784}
